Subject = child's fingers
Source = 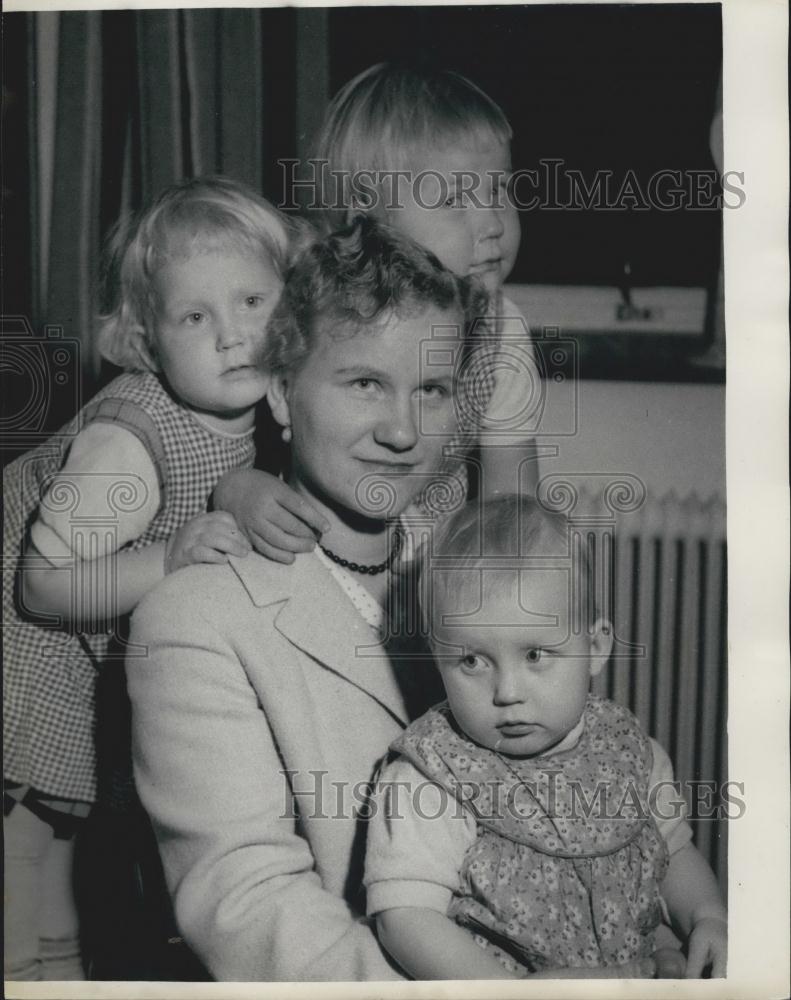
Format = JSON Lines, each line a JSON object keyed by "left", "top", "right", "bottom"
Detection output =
{"left": 207, "top": 530, "right": 252, "bottom": 559}
{"left": 277, "top": 491, "right": 330, "bottom": 535}
{"left": 254, "top": 519, "right": 318, "bottom": 553}
{"left": 653, "top": 947, "right": 686, "bottom": 978}
{"left": 710, "top": 947, "right": 727, "bottom": 978}
{"left": 188, "top": 545, "right": 231, "bottom": 566}
{"left": 206, "top": 510, "right": 241, "bottom": 531}
{"left": 623, "top": 958, "right": 655, "bottom": 979}
{"left": 683, "top": 939, "right": 708, "bottom": 979}
{"left": 248, "top": 537, "right": 297, "bottom": 564}
{"left": 261, "top": 505, "right": 320, "bottom": 540}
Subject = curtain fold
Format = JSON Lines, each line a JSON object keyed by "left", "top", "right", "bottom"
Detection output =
{"left": 33, "top": 8, "right": 303, "bottom": 382}
{"left": 45, "top": 12, "right": 103, "bottom": 375}
{"left": 217, "top": 9, "right": 263, "bottom": 182}
{"left": 136, "top": 11, "right": 185, "bottom": 197}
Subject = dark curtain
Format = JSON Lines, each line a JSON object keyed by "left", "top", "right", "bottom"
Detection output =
{"left": 16, "top": 8, "right": 305, "bottom": 391}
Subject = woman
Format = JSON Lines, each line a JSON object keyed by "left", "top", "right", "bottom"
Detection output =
{"left": 126, "top": 218, "right": 485, "bottom": 981}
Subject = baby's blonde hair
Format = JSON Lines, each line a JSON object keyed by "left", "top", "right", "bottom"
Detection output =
{"left": 419, "top": 495, "right": 600, "bottom": 642}
{"left": 97, "top": 176, "right": 298, "bottom": 372}
{"left": 314, "top": 62, "right": 512, "bottom": 232}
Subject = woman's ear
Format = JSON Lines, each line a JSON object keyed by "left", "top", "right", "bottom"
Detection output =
{"left": 266, "top": 374, "right": 292, "bottom": 431}
{"left": 588, "top": 618, "right": 614, "bottom": 678}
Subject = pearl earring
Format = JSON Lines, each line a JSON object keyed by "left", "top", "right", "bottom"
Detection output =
{"left": 281, "top": 425, "right": 292, "bottom": 443}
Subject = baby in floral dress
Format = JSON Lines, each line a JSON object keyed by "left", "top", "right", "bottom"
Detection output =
{"left": 365, "top": 496, "right": 727, "bottom": 980}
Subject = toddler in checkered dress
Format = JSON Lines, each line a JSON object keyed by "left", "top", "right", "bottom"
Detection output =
{"left": 3, "top": 176, "right": 307, "bottom": 980}
{"left": 214, "top": 64, "right": 541, "bottom": 557}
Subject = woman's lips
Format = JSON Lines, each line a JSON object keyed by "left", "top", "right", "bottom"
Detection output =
{"left": 357, "top": 458, "right": 417, "bottom": 471}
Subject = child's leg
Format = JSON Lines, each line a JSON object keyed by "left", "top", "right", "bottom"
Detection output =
{"left": 3, "top": 791, "right": 52, "bottom": 980}
{"left": 3, "top": 786, "right": 88, "bottom": 981}
{"left": 39, "top": 834, "right": 85, "bottom": 980}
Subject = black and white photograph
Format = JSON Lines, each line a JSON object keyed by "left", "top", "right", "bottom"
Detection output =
{"left": 1, "top": 1, "right": 787, "bottom": 996}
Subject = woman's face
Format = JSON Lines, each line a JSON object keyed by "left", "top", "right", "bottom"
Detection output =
{"left": 269, "top": 304, "right": 461, "bottom": 521}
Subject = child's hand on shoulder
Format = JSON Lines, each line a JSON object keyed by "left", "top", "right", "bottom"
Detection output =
{"left": 165, "top": 511, "right": 251, "bottom": 574}
{"left": 213, "top": 468, "right": 329, "bottom": 564}
{"left": 685, "top": 914, "right": 727, "bottom": 978}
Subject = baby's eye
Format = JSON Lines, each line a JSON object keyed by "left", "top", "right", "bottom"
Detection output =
{"left": 459, "top": 654, "right": 488, "bottom": 675}
{"left": 443, "top": 191, "right": 463, "bottom": 209}
{"left": 184, "top": 312, "right": 205, "bottom": 326}
{"left": 244, "top": 294, "right": 266, "bottom": 308}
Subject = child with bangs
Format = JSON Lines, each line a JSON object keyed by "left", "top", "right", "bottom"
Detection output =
{"left": 215, "top": 63, "right": 541, "bottom": 560}
{"left": 3, "top": 176, "right": 301, "bottom": 980}
{"left": 364, "top": 496, "right": 728, "bottom": 981}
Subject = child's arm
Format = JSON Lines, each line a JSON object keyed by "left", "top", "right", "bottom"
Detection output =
{"left": 377, "top": 907, "right": 518, "bottom": 980}
{"left": 475, "top": 298, "right": 542, "bottom": 499}
{"left": 660, "top": 841, "right": 727, "bottom": 977}
{"left": 377, "top": 908, "right": 655, "bottom": 980}
{"left": 22, "top": 511, "right": 250, "bottom": 624}
{"left": 213, "top": 468, "right": 329, "bottom": 563}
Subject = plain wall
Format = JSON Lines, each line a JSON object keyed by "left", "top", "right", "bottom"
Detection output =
{"left": 540, "top": 380, "right": 725, "bottom": 502}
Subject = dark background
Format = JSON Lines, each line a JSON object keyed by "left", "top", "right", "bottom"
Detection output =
{"left": 3, "top": 4, "right": 722, "bottom": 332}
{"left": 329, "top": 4, "right": 722, "bottom": 289}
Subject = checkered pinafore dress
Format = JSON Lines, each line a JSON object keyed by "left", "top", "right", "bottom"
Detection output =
{"left": 3, "top": 372, "right": 255, "bottom": 803}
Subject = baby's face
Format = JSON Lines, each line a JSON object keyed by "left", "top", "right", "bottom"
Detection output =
{"left": 431, "top": 569, "right": 609, "bottom": 757}
{"left": 385, "top": 140, "right": 520, "bottom": 296}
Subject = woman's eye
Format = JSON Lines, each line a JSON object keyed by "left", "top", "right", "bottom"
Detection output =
{"left": 420, "top": 383, "right": 447, "bottom": 399}
{"left": 353, "top": 377, "right": 378, "bottom": 391}
{"left": 443, "top": 193, "right": 463, "bottom": 208}
{"left": 526, "top": 648, "right": 543, "bottom": 663}
{"left": 245, "top": 295, "right": 265, "bottom": 308}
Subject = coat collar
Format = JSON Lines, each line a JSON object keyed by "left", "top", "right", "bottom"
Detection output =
{"left": 228, "top": 550, "right": 410, "bottom": 726}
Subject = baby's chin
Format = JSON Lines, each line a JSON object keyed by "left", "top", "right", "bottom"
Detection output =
{"left": 468, "top": 264, "right": 511, "bottom": 298}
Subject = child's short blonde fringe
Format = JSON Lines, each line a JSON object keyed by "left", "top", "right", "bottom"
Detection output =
{"left": 314, "top": 62, "right": 513, "bottom": 232}
{"left": 97, "top": 176, "right": 299, "bottom": 373}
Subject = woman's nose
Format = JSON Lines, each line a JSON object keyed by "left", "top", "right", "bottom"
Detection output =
{"left": 373, "top": 398, "right": 419, "bottom": 451}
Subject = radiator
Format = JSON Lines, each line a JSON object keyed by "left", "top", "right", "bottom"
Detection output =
{"left": 544, "top": 478, "right": 728, "bottom": 889}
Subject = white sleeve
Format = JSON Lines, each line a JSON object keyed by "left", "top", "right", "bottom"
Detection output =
{"left": 30, "top": 422, "right": 161, "bottom": 562}
{"left": 364, "top": 757, "right": 477, "bottom": 916}
{"left": 649, "top": 737, "right": 694, "bottom": 856}
{"left": 476, "top": 295, "right": 540, "bottom": 448}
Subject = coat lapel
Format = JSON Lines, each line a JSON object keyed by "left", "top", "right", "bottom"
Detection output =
{"left": 229, "top": 552, "right": 410, "bottom": 726}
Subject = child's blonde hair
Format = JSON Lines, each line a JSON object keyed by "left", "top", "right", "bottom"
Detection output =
{"left": 98, "top": 176, "right": 296, "bottom": 372}
{"left": 419, "top": 495, "right": 600, "bottom": 641}
{"left": 314, "top": 62, "right": 512, "bottom": 232}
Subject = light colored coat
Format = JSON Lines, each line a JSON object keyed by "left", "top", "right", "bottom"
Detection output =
{"left": 128, "top": 550, "right": 431, "bottom": 982}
